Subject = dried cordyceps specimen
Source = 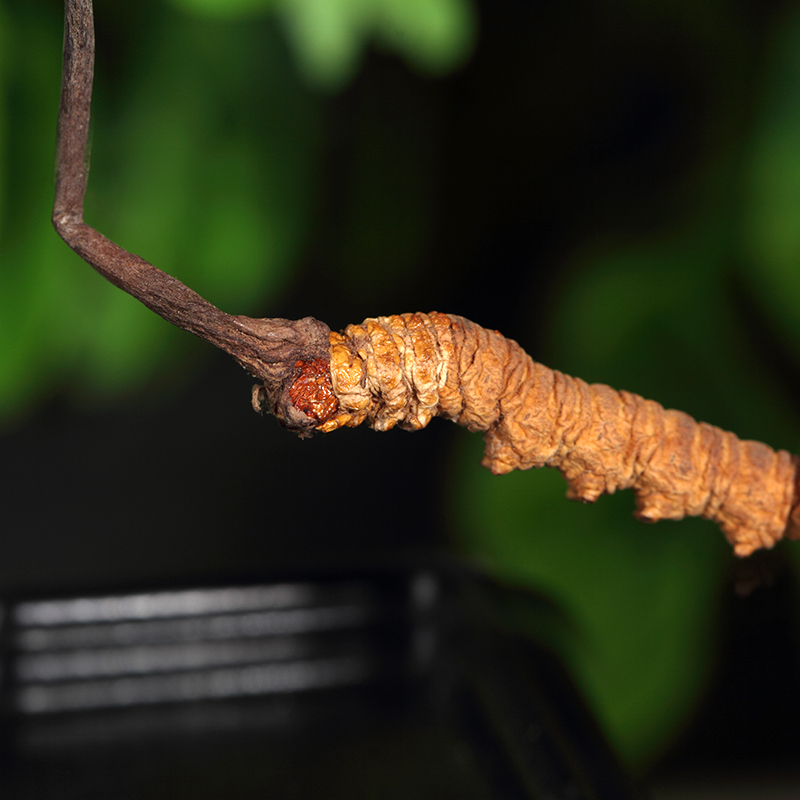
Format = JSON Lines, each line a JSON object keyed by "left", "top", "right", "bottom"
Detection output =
{"left": 53, "top": 0, "right": 800, "bottom": 559}
{"left": 277, "top": 312, "right": 800, "bottom": 558}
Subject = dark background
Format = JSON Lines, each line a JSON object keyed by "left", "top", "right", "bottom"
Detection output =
{"left": 3, "top": 0, "right": 800, "bottom": 792}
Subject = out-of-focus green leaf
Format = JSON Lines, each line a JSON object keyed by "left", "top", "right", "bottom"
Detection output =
{"left": 455, "top": 221, "right": 800, "bottom": 767}
{"left": 0, "top": 3, "right": 7, "bottom": 231}
{"left": 1, "top": 0, "right": 471, "bottom": 421}
{"left": 0, "top": 4, "right": 65, "bottom": 422}
{"left": 172, "top": 0, "right": 279, "bottom": 16}
{"left": 80, "top": 13, "right": 319, "bottom": 397}
{"left": 271, "top": 0, "right": 369, "bottom": 88}
{"left": 740, "top": 3, "right": 800, "bottom": 664}
{"left": 374, "top": 0, "right": 476, "bottom": 75}
{"left": 172, "top": 0, "right": 477, "bottom": 89}
{"left": 0, "top": 4, "right": 320, "bottom": 420}
{"left": 455, "top": 436, "right": 725, "bottom": 767}
{"left": 742, "top": 6, "right": 800, "bottom": 360}
{"left": 547, "top": 234, "right": 800, "bottom": 451}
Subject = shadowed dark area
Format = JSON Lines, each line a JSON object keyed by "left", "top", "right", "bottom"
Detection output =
{"left": 3, "top": 0, "right": 800, "bottom": 795}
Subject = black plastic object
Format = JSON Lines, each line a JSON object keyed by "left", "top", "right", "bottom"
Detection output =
{"left": 0, "top": 566, "right": 641, "bottom": 799}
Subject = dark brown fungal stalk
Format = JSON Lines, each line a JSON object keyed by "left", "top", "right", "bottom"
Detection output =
{"left": 52, "top": 0, "right": 800, "bottom": 556}
{"left": 52, "top": 0, "right": 330, "bottom": 435}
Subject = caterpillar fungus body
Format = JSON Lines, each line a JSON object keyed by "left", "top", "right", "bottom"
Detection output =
{"left": 269, "top": 312, "right": 800, "bottom": 558}
{"left": 50, "top": 2, "right": 799, "bottom": 560}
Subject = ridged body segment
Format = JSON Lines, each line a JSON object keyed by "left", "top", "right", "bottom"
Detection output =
{"left": 317, "top": 312, "right": 798, "bottom": 557}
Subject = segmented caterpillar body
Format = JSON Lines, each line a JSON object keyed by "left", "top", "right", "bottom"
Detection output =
{"left": 284, "top": 312, "right": 800, "bottom": 557}
{"left": 52, "top": 0, "right": 798, "bottom": 560}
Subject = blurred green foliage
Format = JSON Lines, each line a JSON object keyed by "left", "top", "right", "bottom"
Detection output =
{"left": 0, "top": 0, "right": 319, "bottom": 417}
{"left": 5, "top": 0, "right": 800, "bottom": 777}
{"left": 457, "top": 440, "right": 726, "bottom": 766}
{"left": 743, "top": 5, "right": 800, "bottom": 364}
{"left": 457, "top": 227, "right": 800, "bottom": 766}
{"left": 0, "top": 0, "right": 474, "bottom": 420}
{"left": 172, "top": 0, "right": 476, "bottom": 88}
{"left": 454, "top": 1, "right": 800, "bottom": 771}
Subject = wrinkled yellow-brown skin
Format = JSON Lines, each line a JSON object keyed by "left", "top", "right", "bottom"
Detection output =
{"left": 316, "top": 312, "right": 799, "bottom": 557}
